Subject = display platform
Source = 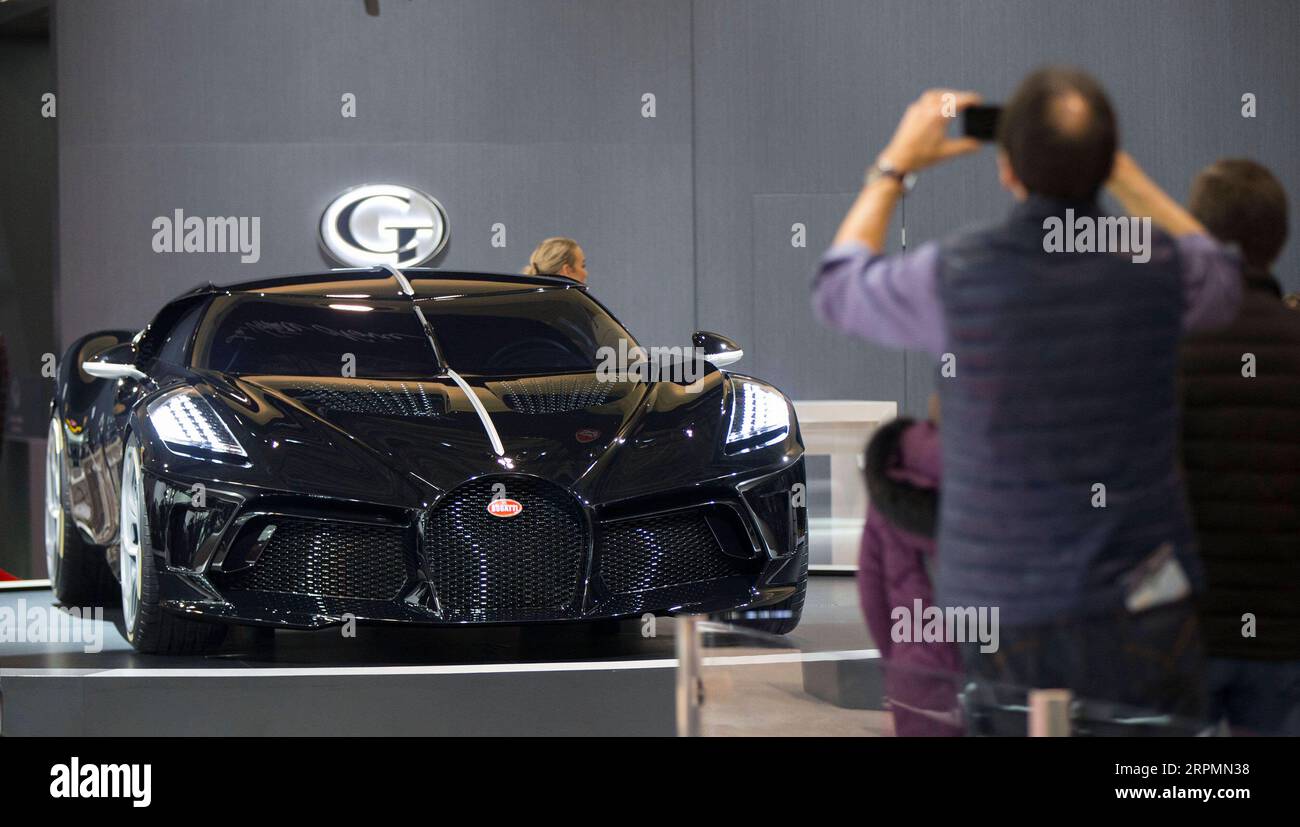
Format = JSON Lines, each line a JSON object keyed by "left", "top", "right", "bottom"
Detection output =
{"left": 0, "top": 578, "right": 878, "bottom": 736}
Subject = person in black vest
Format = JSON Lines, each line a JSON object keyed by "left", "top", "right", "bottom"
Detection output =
{"left": 812, "top": 67, "right": 1242, "bottom": 723}
{"left": 1180, "top": 159, "right": 1300, "bottom": 735}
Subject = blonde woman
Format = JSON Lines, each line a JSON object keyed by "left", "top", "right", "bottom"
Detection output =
{"left": 524, "top": 237, "right": 587, "bottom": 283}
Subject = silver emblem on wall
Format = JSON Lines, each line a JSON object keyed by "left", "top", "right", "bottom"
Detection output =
{"left": 320, "top": 184, "right": 449, "bottom": 267}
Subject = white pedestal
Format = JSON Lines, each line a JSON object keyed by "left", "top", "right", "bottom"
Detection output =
{"left": 792, "top": 400, "right": 898, "bottom": 569}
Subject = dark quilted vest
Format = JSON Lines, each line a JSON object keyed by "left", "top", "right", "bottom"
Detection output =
{"left": 934, "top": 195, "right": 1199, "bottom": 626}
{"left": 1181, "top": 271, "right": 1300, "bottom": 659}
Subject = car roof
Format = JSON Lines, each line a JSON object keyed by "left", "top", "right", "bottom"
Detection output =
{"left": 182, "top": 267, "right": 583, "bottom": 301}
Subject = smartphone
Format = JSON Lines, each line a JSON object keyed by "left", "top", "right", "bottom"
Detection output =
{"left": 963, "top": 105, "right": 1002, "bottom": 141}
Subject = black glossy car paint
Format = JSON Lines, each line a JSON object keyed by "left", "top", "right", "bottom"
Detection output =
{"left": 53, "top": 268, "right": 807, "bottom": 634}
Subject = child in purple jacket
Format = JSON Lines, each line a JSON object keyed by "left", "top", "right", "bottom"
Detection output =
{"left": 858, "top": 403, "right": 964, "bottom": 736}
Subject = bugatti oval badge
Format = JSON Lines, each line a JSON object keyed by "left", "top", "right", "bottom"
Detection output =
{"left": 487, "top": 498, "right": 523, "bottom": 518}
{"left": 575, "top": 428, "right": 600, "bottom": 443}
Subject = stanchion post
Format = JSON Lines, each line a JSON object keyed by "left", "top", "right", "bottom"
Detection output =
{"left": 675, "top": 614, "right": 702, "bottom": 736}
{"left": 1028, "top": 688, "right": 1072, "bottom": 736}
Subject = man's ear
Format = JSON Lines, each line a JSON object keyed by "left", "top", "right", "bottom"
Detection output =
{"left": 997, "top": 150, "right": 1028, "bottom": 200}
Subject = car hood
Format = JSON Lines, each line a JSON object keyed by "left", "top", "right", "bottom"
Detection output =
{"left": 196, "top": 368, "right": 732, "bottom": 507}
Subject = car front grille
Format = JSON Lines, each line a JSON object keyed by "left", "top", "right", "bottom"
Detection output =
{"left": 598, "top": 511, "right": 749, "bottom": 595}
{"left": 423, "top": 476, "right": 586, "bottom": 616}
{"left": 221, "top": 518, "right": 411, "bottom": 599}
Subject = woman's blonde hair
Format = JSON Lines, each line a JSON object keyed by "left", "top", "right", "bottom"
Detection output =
{"left": 524, "top": 237, "right": 580, "bottom": 276}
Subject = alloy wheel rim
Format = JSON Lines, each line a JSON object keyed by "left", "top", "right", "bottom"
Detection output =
{"left": 44, "top": 418, "right": 62, "bottom": 589}
{"left": 119, "top": 446, "right": 144, "bottom": 635}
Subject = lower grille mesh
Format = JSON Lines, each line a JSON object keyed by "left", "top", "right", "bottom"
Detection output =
{"left": 222, "top": 519, "right": 410, "bottom": 599}
{"left": 599, "top": 511, "right": 747, "bottom": 595}
{"left": 423, "top": 477, "right": 586, "bottom": 615}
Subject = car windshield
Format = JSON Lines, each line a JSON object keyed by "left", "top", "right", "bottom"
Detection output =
{"left": 416, "top": 289, "right": 634, "bottom": 375}
{"left": 193, "top": 296, "right": 439, "bottom": 378}
{"left": 191, "top": 288, "right": 635, "bottom": 378}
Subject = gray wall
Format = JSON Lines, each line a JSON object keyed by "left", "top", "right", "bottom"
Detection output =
{"left": 0, "top": 28, "right": 55, "bottom": 577}
{"left": 56, "top": 0, "right": 695, "bottom": 351}
{"left": 693, "top": 0, "right": 1300, "bottom": 411}
{"left": 56, "top": 0, "right": 1300, "bottom": 416}
{"left": 1, "top": 32, "right": 55, "bottom": 434}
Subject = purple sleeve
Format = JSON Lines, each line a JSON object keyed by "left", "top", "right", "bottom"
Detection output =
{"left": 1177, "top": 234, "right": 1243, "bottom": 332}
{"left": 856, "top": 522, "right": 890, "bottom": 659}
{"left": 811, "top": 241, "right": 946, "bottom": 355}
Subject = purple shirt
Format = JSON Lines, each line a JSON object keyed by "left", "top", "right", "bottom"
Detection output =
{"left": 812, "top": 233, "right": 1242, "bottom": 355}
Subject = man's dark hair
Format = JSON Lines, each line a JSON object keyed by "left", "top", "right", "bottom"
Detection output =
{"left": 997, "top": 67, "right": 1117, "bottom": 201}
{"left": 1190, "top": 158, "right": 1289, "bottom": 271}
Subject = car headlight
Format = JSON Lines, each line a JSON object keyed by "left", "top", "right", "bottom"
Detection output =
{"left": 725, "top": 380, "right": 789, "bottom": 452}
{"left": 147, "top": 388, "right": 247, "bottom": 458}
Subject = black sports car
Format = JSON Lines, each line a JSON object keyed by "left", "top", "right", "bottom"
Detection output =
{"left": 46, "top": 267, "right": 807, "bottom": 653}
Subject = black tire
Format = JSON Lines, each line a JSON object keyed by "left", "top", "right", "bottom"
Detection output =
{"left": 50, "top": 521, "right": 116, "bottom": 608}
{"left": 46, "top": 416, "right": 115, "bottom": 607}
{"left": 734, "top": 545, "right": 808, "bottom": 635}
{"left": 116, "top": 433, "right": 228, "bottom": 655}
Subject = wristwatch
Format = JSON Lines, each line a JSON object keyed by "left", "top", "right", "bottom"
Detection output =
{"left": 865, "top": 160, "right": 917, "bottom": 192}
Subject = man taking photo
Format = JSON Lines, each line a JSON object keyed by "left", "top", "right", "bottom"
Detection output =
{"left": 814, "top": 67, "right": 1241, "bottom": 720}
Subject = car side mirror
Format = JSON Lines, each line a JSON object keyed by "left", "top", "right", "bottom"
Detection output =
{"left": 82, "top": 342, "right": 147, "bottom": 381}
{"left": 693, "top": 330, "right": 744, "bottom": 368}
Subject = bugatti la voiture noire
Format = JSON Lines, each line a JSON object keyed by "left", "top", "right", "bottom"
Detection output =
{"left": 46, "top": 267, "right": 807, "bottom": 653}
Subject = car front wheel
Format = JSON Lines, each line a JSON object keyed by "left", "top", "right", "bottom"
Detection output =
{"left": 116, "top": 432, "right": 227, "bottom": 655}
